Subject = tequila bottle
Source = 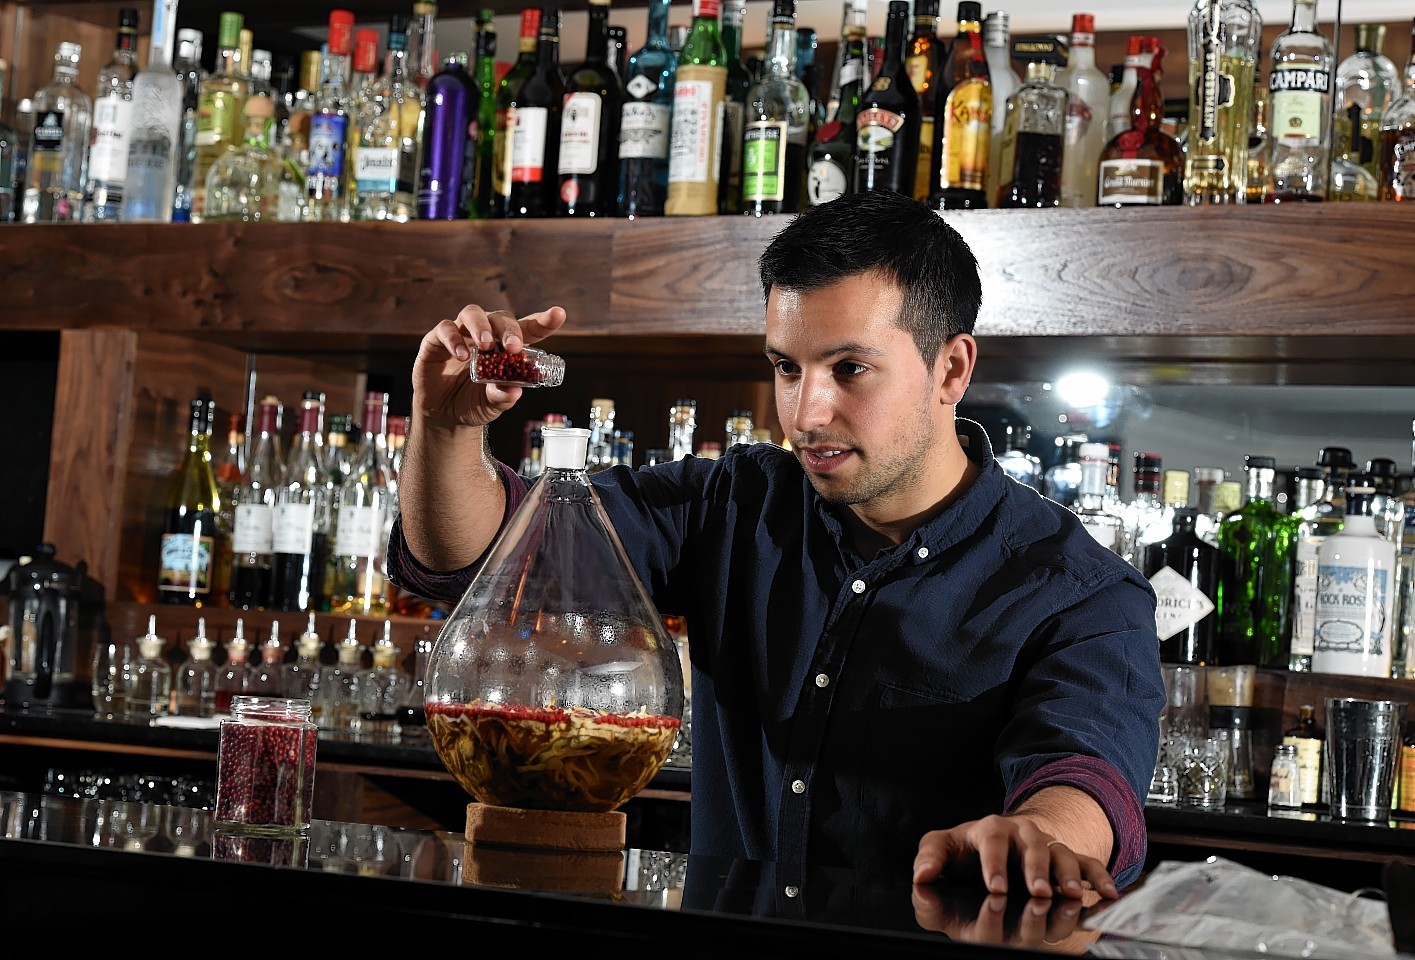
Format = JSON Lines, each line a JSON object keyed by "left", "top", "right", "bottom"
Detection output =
{"left": 330, "top": 391, "right": 394, "bottom": 617}
{"left": 1184, "top": 0, "right": 1262, "bottom": 204}
{"left": 22, "top": 43, "right": 93, "bottom": 223}
{"left": 1335, "top": 23, "right": 1399, "bottom": 184}
{"left": 1072, "top": 442, "right": 1125, "bottom": 554}
{"left": 996, "top": 37, "right": 1068, "bottom": 208}
{"left": 1216, "top": 454, "right": 1301, "bottom": 667}
{"left": 191, "top": 12, "right": 249, "bottom": 222}
{"left": 1265, "top": 0, "right": 1332, "bottom": 202}
{"left": 353, "top": 14, "right": 420, "bottom": 221}
{"left": 306, "top": 10, "right": 356, "bottom": 222}
{"left": 202, "top": 94, "right": 281, "bottom": 221}
{"left": 1312, "top": 475, "right": 1397, "bottom": 678}
{"left": 171, "top": 617, "right": 218, "bottom": 717}
{"left": 82, "top": 7, "right": 140, "bottom": 222}
{"left": 121, "top": 0, "right": 184, "bottom": 223}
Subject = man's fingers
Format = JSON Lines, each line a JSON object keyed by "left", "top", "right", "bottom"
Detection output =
{"left": 518, "top": 305, "right": 567, "bottom": 343}
{"left": 1048, "top": 842, "right": 1087, "bottom": 899}
{"left": 1076, "top": 855, "right": 1120, "bottom": 900}
{"left": 1020, "top": 837, "right": 1057, "bottom": 899}
{"left": 974, "top": 824, "right": 1012, "bottom": 895}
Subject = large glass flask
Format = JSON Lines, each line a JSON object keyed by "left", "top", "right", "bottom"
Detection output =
{"left": 425, "top": 426, "right": 684, "bottom": 813}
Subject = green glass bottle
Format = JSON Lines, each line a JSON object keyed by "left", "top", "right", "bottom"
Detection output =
{"left": 666, "top": 0, "right": 727, "bottom": 216}
{"left": 159, "top": 397, "right": 222, "bottom": 606}
{"left": 471, "top": 9, "right": 499, "bottom": 218}
{"left": 1216, "top": 454, "right": 1301, "bottom": 667}
{"left": 717, "top": 0, "right": 752, "bottom": 213}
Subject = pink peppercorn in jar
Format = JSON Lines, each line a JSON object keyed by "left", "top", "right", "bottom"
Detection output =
{"left": 214, "top": 695, "right": 318, "bottom": 834}
{"left": 469, "top": 344, "right": 566, "bottom": 388}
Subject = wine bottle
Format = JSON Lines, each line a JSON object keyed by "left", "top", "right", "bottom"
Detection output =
{"left": 740, "top": 0, "right": 810, "bottom": 215}
{"left": 854, "top": 0, "right": 920, "bottom": 196}
{"left": 490, "top": 8, "right": 541, "bottom": 217}
{"left": 272, "top": 392, "right": 333, "bottom": 613}
{"left": 502, "top": 5, "right": 564, "bottom": 218}
{"left": 666, "top": 0, "right": 727, "bottom": 216}
{"left": 558, "top": 0, "right": 623, "bottom": 216}
{"left": 716, "top": 0, "right": 751, "bottom": 214}
{"left": 330, "top": 391, "right": 395, "bottom": 616}
{"left": 230, "top": 396, "right": 282, "bottom": 610}
{"left": 158, "top": 397, "right": 221, "bottom": 606}
{"left": 470, "top": 10, "right": 499, "bottom": 218}
{"left": 616, "top": 0, "right": 676, "bottom": 217}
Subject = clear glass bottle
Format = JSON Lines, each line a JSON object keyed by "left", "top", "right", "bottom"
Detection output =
{"left": 203, "top": 93, "right": 281, "bottom": 221}
{"left": 214, "top": 695, "right": 318, "bottom": 833}
{"left": 995, "top": 36, "right": 1069, "bottom": 208}
{"left": 1216, "top": 454, "right": 1301, "bottom": 667}
{"left": 1193, "top": 465, "right": 1227, "bottom": 544}
{"left": 805, "top": 0, "right": 866, "bottom": 207}
{"left": 171, "top": 616, "right": 218, "bottom": 718}
{"left": 317, "top": 619, "right": 364, "bottom": 736}
{"left": 995, "top": 419, "right": 1041, "bottom": 490}
{"left": 665, "top": 0, "right": 728, "bottom": 216}
{"left": 272, "top": 393, "right": 333, "bottom": 614}
{"left": 1125, "top": 452, "right": 1171, "bottom": 566}
{"left": 122, "top": 614, "right": 171, "bottom": 718}
{"left": 425, "top": 426, "right": 684, "bottom": 813}
{"left": 170, "top": 28, "right": 204, "bottom": 222}
{"left": 353, "top": 13, "right": 419, "bottom": 222}
{"left": 617, "top": 0, "right": 677, "bottom": 218}
{"left": 330, "top": 391, "right": 394, "bottom": 617}
{"left": 393, "top": 624, "right": 433, "bottom": 741}
{"left": 1184, "top": 0, "right": 1262, "bottom": 205}
{"left": 191, "top": 11, "right": 249, "bottom": 222}
{"left": 282, "top": 612, "right": 324, "bottom": 706}
{"left": 215, "top": 619, "right": 251, "bottom": 713}
{"left": 1043, "top": 435, "right": 1086, "bottom": 509}
{"left": 22, "top": 42, "right": 93, "bottom": 223}
{"left": 1073, "top": 442, "right": 1125, "bottom": 554}
{"left": 1265, "top": 0, "right": 1332, "bottom": 202}
{"left": 1379, "top": 85, "right": 1415, "bottom": 200}
{"left": 1335, "top": 23, "right": 1399, "bottom": 185}
{"left": 588, "top": 398, "right": 617, "bottom": 472}
{"left": 1312, "top": 474, "right": 1397, "bottom": 678}
{"left": 1056, "top": 12, "right": 1108, "bottom": 208}
{"left": 982, "top": 11, "right": 1021, "bottom": 206}
{"left": 1328, "top": 104, "right": 1380, "bottom": 201}
{"left": 1289, "top": 464, "right": 1329, "bottom": 672}
{"left": 230, "top": 397, "right": 282, "bottom": 611}
{"left": 83, "top": 7, "right": 140, "bottom": 222}
{"left": 669, "top": 398, "right": 697, "bottom": 461}
{"left": 725, "top": 409, "right": 754, "bottom": 449}
{"left": 121, "top": 0, "right": 185, "bottom": 223}
{"left": 740, "top": 0, "right": 810, "bottom": 216}
{"left": 247, "top": 620, "right": 286, "bottom": 694}
{"left": 354, "top": 620, "right": 410, "bottom": 740}
{"left": 306, "top": 10, "right": 355, "bottom": 222}
{"left": 1268, "top": 742, "right": 1301, "bottom": 808}
{"left": 91, "top": 621, "right": 132, "bottom": 719}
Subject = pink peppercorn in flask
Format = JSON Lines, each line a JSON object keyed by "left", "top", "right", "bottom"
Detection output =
{"left": 468, "top": 343, "right": 566, "bottom": 388}
{"left": 214, "top": 694, "right": 319, "bottom": 834}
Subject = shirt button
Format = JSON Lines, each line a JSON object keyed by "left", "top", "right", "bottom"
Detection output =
{"left": 814, "top": 673, "right": 829, "bottom": 688}
{"left": 917, "top": 547, "right": 929, "bottom": 559}
{"left": 851, "top": 579, "right": 866, "bottom": 594}
{"left": 784, "top": 885, "right": 800, "bottom": 898}
{"left": 791, "top": 779, "right": 806, "bottom": 794}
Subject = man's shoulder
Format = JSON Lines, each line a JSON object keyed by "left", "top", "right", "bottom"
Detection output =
{"left": 993, "top": 477, "right": 1149, "bottom": 594}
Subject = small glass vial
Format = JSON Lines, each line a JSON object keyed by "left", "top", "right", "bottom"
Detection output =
{"left": 1268, "top": 743, "right": 1302, "bottom": 809}
{"left": 725, "top": 409, "right": 755, "bottom": 449}
{"left": 215, "top": 619, "right": 252, "bottom": 714}
{"left": 123, "top": 615, "right": 172, "bottom": 719}
{"left": 214, "top": 695, "right": 318, "bottom": 834}
{"left": 282, "top": 612, "right": 323, "bottom": 705}
{"left": 172, "top": 617, "right": 218, "bottom": 718}
{"left": 468, "top": 343, "right": 566, "bottom": 388}
{"left": 247, "top": 620, "right": 286, "bottom": 694}
{"left": 668, "top": 399, "right": 697, "bottom": 461}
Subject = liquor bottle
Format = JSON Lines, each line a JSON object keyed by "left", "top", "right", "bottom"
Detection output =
{"left": 284, "top": 48, "right": 320, "bottom": 173}
{"left": 282, "top": 613, "right": 323, "bottom": 704}
{"left": 352, "top": 30, "right": 380, "bottom": 97}
{"left": 171, "top": 616, "right": 217, "bottom": 717}
{"left": 420, "top": 52, "right": 475, "bottom": 219}
{"left": 273, "top": 392, "right": 333, "bottom": 614}
{"left": 393, "top": 624, "right": 434, "bottom": 740}
{"left": 202, "top": 93, "right": 281, "bottom": 220}
{"left": 1281, "top": 703, "right": 1323, "bottom": 807}
{"left": 1193, "top": 465, "right": 1226, "bottom": 544}
{"left": 330, "top": 391, "right": 394, "bottom": 617}
{"left": 1099, "top": 36, "right": 1184, "bottom": 206}
{"left": 1072, "top": 442, "right": 1124, "bottom": 554}
{"left": 1379, "top": 83, "right": 1415, "bottom": 199}
{"left": 587, "top": 398, "right": 617, "bottom": 471}
{"left": 1216, "top": 454, "right": 1300, "bottom": 667}
{"left": 612, "top": 430, "right": 635, "bottom": 467}
{"left": 996, "top": 35, "right": 1068, "bottom": 208}
{"left": 1124, "top": 451, "right": 1172, "bottom": 566}
{"left": 170, "top": 28, "right": 204, "bottom": 222}
{"left": 123, "top": 614, "right": 172, "bottom": 718}
{"left": 981, "top": 11, "right": 1020, "bottom": 211}
{"left": 317, "top": 619, "right": 364, "bottom": 735}
{"left": 1055, "top": 13, "right": 1106, "bottom": 208}
{"left": 559, "top": 0, "right": 624, "bottom": 217}
{"left": 805, "top": 0, "right": 866, "bottom": 207}
{"left": 353, "top": 14, "right": 419, "bottom": 222}
{"left": 665, "top": 0, "right": 727, "bottom": 216}
{"left": 1043, "top": 436, "right": 1085, "bottom": 509}
{"left": 740, "top": 0, "right": 810, "bottom": 216}
{"left": 1107, "top": 36, "right": 1142, "bottom": 143}
{"left": 191, "top": 12, "right": 248, "bottom": 222}
{"left": 158, "top": 398, "right": 221, "bottom": 607}
{"left": 83, "top": 7, "right": 140, "bottom": 222}
{"left": 1316, "top": 445, "right": 1355, "bottom": 521}
{"left": 305, "top": 10, "right": 356, "bottom": 222}
{"left": 470, "top": 10, "right": 499, "bottom": 219}
{"left": 1312, "top": 474, "right": 1396, "bottom": 678}
{"left": 725, "top": 409, "right": 754, "bottom": 449}
{"left": 214, "top": 619, "right": 251, "bottom": 713}
{"left": 930, "top": 1, "right": 991, "bottom": 210}
{"left": 519, "top": 420, "right": 545, "bottom": 477}
{"left": 354, "top": 621, "right": 410, "bottom": 740}
{"left": 0, "top": 59, "right": 15, "bottom": 221}
{"left": 609, "top": 25, "right": 629, "bottom": 79}
{"left": 1336, "top": 24, "right": 1398, "bottom": 186}
{"left": 489, "top": 8, "right": 542, "bottom": 218}
{"left": 1265, "top": 0, "right": 1332, "bottom": 203}
{"left": 230, "top": 397, "right": 282, "bottom": 611}
{"left": 716, "top": 0, "right": 751, "bottom": 214}
{"left": 121, "top": 0, "right": 183, "bottom": 223}
{"left": 410, "top": 0, "right": 439, "bottom": 90}
{"left": 669, "top": 399, "right": 698, "bottom": 461}
{"left": 1288, "top": 464, "right": 1330, "bottom": 672}
{"left": 995, "top": 418, "right": 1041, "bottom": 490}
{"left": 387, "top": 414, "right": 408, "bottom": 486}
{"left": 905, "top": 0, "right": 943, "bottom": 203}
{"left": 1143, "top": 507, "right": 1220, "bottom": 666}
{"left": 1184, "top": 0, "right": 1262, "bottom": 205}
{"left": 247, "top": 620, "right": 286, "bottom": 694}
{"left": 1329, "top": 106, "right": 1380, "bottom": 202}
{"left": 324, "top": 412, "right": 356, "bottom": 487}
{"left": 502, "top": 7, "right": 565, "bottom": 218}
{"left": 22, "top": 43, "right": 93, "bottom": 223}
{"left": 617, "top": 0, "right": 677, "bottom": 218}
{"left": 796, "top": 27, "right": 824, "bottom": 131}
{"left": 1405, "top": 18, "right": 1415, "bottom": 96}
{"left": 1367, "top": 457, "right": 1405, "bottom": 547}
{"left": 854, "top": 0, "right": 920, "bottom": 197}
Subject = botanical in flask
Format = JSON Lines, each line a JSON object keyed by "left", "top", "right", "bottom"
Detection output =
{"left": 172, "top": 617, "right": 218, "bottom": 717}
{"left": 1312, "top": 475, "right": 1397, "bottom": 678}
{"left": 1265, "top": 0, "right": 1332, "bottom": 202}
{"left": 121, "top": 0, "right": 184, "bottom": 223}
{"left": 665, "top": 0, "right": 727, "bottom": 215}
{"left": 854, "top": 0, "right": 920, "bottom": 196}
{"left": 159, "top": 398, "right": 222, "bottom": 606}
{"left": 1184, "top": 0, "right": 1262, "bottom": 204}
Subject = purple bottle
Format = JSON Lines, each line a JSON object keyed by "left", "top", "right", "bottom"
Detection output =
{"left": 417, "top": 53, "right": 475, "bottom": 219}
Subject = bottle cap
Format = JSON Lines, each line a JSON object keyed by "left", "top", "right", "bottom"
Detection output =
{"left": 958, "top": 2, "right": 982, "bottom": 23}
{"left": 1294, "top": 465, "right": 1325, "bottom": 481}
{"left": 353, "top": 28, "right": 380, "bottom": 72}
{"left": 1367, "top": 457, "right": 1399, "bottom": 478}
{"left": 543, "top": 426, "right": 591, "bottom": 470}
{"left": 327, "top": 10, "right": 356, "bottom": 57}
{"left": 1243, "top": 455, "right": 1277, "bottom": 471}
{"left": 1317, "top": 446, "right": 1355, "bottom": 470}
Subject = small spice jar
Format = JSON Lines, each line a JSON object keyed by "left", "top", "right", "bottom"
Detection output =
{"left": 469, "top": 344, "right": 566, "bottom": 388}
{"left": 214, "top": 695, "right": 318, "bottom": 834}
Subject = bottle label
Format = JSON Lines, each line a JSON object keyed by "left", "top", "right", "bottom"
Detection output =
{"left": 493, "top": 107, "right": 515, "bottom": 197}
{"left": 510, "top": 106, "right": 549, "bottom": 183}
{"left": 32, "top": 110, "right": 65, "bottom": 152}
{"left": 1282, "top": 734, "right": 1322, "bottom": 805}
{"left": 913, "top": 117, "right": 934, "bottom": 201}
{"left": 336, "top": 504, "right": 385, "bottom": 558}
{"left": 307, "top": 113, "right": 348, "bottom": 192}
{"left": 668, "top": 67, "right": 727, "bottom": 188}
{"left": 619, "top": 101, "right": 671, "bottom": 160}
{"left": 197, "top": 90, "right": 241, "bottom": 147}
{"left": 127, "top": 134, "right": 174, "bottom": 175}
{"left": 941, "top": 78, "right": 992, "bottom": 191}
{"left": 1312, "top": 561, "right": 1392, "bottom": 674}
{"left": 742, "top": 120, "right": 787, "bottom": 202}
{"left": 807, "top": 155, "right": 849, "bottom": 205}
{"left": 355, "top": 146, "right": 399, "bottom": 193}
{"left": 1392, "top": 134, "right": 1415, "bottom": 199}
{"left": 232, "top": 502, "right": 275, "bottom": 554}
{"left": 856, "top": 106, "right": 905, "bottom": 159}
{"left": 1289, "top": 536, "right": 1323, "bottom": 659}
{"left": 1269, "top": 66, "right": 1328, "bottom": 147}
{"left": 89, "top": 97, "right": 135, "bottom": 183}
{"left": 560, "top": 92, "right": 602, "bottom": 174}
{"left": 1400, "top": 744, "right": 1415, "bottom": 813}
{"left": 1098, "top": 158, "right": 1163, "bottom": 204}
{"left": 158, "top": 532, "right": 213, "bottom": 595}
{"left": 1148, "top": 565, "right": 1216, "bottom": 642}
{"left": 273, "top": 501, "right": 316, "bottom": 554}
{"left": 1193, "top": 4, "right": 1235, "bottom": 147}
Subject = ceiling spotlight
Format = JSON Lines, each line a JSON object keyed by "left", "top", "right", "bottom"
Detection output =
{"left": 1055, "top": 371, "right": 1110, "bottom": 409}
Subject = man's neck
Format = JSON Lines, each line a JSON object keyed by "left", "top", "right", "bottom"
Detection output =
{"left": 843, "top": 437, "right": 983, "bottom": 557}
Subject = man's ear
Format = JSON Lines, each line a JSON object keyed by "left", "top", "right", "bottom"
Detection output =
{"left": 936, "top": 334, "right": 977, "bottom": 407}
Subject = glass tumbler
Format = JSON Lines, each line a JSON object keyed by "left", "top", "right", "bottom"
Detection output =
{"left": 1182, "top": 733, "right": 1229, "bottom": 809}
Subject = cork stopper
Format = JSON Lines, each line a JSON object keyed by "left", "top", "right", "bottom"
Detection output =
{"left": 338, "top": 619, "right": 364, "bottom": 664}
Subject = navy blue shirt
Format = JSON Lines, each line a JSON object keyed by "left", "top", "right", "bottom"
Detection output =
{"left": 388, "top": 419, "right": 1164, "bottom": 886}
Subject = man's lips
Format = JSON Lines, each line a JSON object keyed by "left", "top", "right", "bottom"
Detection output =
{"left": 798, "top": 445, "right": 853, "bottom": 473}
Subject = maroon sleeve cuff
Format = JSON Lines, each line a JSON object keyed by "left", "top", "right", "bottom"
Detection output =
{"left": 1005, "top": 755, "right": 1146, "bottom": 881}
{"left": 385, "top": 461, "right": 529, "bottom": 605}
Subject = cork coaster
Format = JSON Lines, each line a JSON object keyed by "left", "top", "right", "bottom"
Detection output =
{"left": 464, "top": 802, "right": 627, "bottom": 852}
{"left": 462, "top": 843, "right": 625, "bottom": 892}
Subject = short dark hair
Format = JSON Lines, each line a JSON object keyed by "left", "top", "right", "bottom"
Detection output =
{"left": 757, "top": 191, "right": 983, "bottom": 368}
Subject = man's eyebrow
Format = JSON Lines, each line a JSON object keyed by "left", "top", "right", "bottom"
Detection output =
{"left": 764, "top": 342, "right": 886, "bottom": 361}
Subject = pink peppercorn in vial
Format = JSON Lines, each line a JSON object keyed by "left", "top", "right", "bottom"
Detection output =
{"left": 214, "top": 695, "right": 319, "bottom": 834}
{"left": 468, "top": 344, "right": 566, "bottom": 388}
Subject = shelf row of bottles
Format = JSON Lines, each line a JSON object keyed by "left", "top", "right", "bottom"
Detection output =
{"left": 6, "top": 0, "right": 1415, "bottom": 226}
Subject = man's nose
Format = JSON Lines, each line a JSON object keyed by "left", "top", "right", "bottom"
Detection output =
{"left": 790, "top": 371, "right": 836, "bottom": 433}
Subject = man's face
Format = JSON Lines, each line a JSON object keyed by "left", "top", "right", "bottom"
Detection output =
{"left": 765, "top": 271, "right": 947, "bottom": 517}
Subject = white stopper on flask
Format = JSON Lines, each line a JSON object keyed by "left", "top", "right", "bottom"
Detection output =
{"left": 541, "top": 426, "right": 592, "bottom": 470}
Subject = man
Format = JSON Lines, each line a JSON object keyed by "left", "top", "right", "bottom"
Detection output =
{"left": 389, "top": 190, "right": 1163, "bottom": 900}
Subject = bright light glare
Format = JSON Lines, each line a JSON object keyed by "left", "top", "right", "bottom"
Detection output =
{"left": 1056, "top": 371, "right": 1110, "bottom": 408}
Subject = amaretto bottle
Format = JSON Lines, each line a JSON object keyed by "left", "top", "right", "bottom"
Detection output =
{"left": 1312, "top": 474, "right": 1398, "bottom": 678}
